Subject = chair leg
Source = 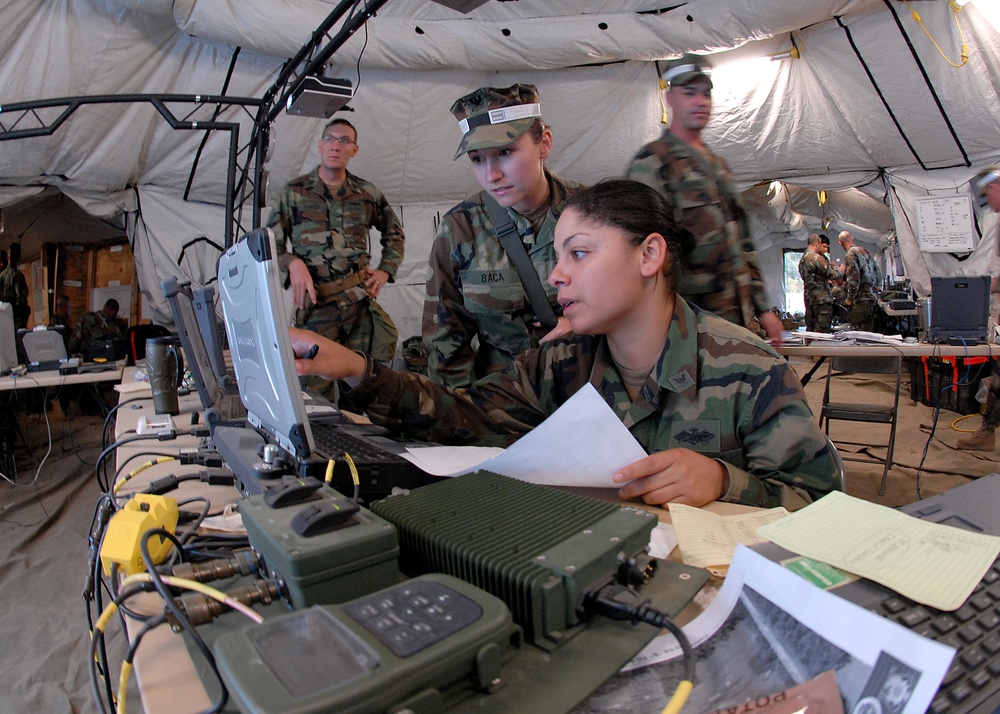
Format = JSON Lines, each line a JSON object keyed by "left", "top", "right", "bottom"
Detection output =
{"left": 878, "top": 417, "right": 899, "bottom": 497}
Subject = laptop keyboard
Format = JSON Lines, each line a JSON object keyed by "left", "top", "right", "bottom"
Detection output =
{"left": 873, "top": 554, "right": 1000, "bottom": 714}
{"left": 311, "top": 422, "right": 402, "bottom": 464}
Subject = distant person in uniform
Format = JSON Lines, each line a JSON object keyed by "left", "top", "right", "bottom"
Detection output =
{"left": 292, "top": 180, "right": 837, "bottom": 511}
{"left": 838, "top": 230, "right": 882, "bottom": 331}
{"left": 959, "top": 166, "right": 1000, "bottom": 451}
{"left": 0, "top": 243, "right": 30, "bottom": 330}
{"left": 798, "top": 234, "right": 841, "bottom": 332}
{"left": 627, "top": 54, "right": 783, "bottom": 346}
{"left": 69, "top": 299, "right": 125, "bottom": 355}
{"left": 50, "top": 295, "right": 72, "bottom": 329}
{"left": 422, "top": 83, "right": 584, "bottom": 388}
{"left": 267, "top": 118, "right": 403, "bottom": 365}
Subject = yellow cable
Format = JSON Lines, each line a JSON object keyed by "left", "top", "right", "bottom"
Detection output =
{"left": 905, "top": 0, "right": 968, "bottom": 68}
{"left": 661, "top": 680, "right": 693, "bottom": 714}
{"left": 95, "top": 602, "right": 119, "bottom": 633}
{"left": 113, "top": 456, "right": 176, "bottom": 495}
{"left": 116, "top": 662, "right": 132, "bottom": 714}
{"left": 952, "top": 413, "right": 981, "bottom": 433}
{"left": 324, "top": 458, "right": 335, "bottom": 484}
{"left": 343, "top": 452, "right": 360, "bottom": 488}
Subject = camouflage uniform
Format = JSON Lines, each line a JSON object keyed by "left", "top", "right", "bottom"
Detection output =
{"left": 626, "top": 129, "right": 770, "bottom": 329}
{"left": 844, "top": 245, "right": 879, "bottom": 331}
{"left": 798, "top": 247, "right": 840, "bottom": 332}
{"left": 69, "top": 310, "right": 123, "bottom": 354}
{"left": 422, "top": 171, "right": 583, "bottom": 388}
{"left": 0, "top": 263, "right": 30, "bottom": 330}
{"left": 353, "top": 297, "right": 836, "bottom": 511}
{"left": 268, "top": 168, "right": 403, "bottom": 363}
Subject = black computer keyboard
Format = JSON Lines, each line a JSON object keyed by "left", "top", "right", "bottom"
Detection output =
{"left": 872, "top": 554, "right": 1000, "bottom": 714}
{"left": 311, "top": 422, "right": 402, "bottom": 463}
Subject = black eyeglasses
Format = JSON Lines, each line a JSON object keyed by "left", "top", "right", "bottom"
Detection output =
{"left": 321, "top": 135, "right": 356, "bottom": 146}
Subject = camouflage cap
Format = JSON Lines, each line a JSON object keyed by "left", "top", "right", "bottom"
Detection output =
{"left": 662, "top": 53, "right": 713, "bottom": 88}
{"left": 971, "top": 166, "right": 1000, "bottom": 210}
{"left": 450, "top": 83, "right": 542, "bottom": 161}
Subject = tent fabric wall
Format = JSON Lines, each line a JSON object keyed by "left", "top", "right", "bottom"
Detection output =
{"left": 2, "top": 0, "right": 1000, "bottom": 335}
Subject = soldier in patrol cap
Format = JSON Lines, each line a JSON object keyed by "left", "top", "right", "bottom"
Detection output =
{"left": 627, "top": 53, "right": 785, "bottom": 346}
{"left": 422, "top": 83, "right": 585, "bottom": 388}
{"left": 292, "top": 180, "right": 837, "bottom": 511}
{"left": 267, "top": 118, "right": 403, "bottom": 365}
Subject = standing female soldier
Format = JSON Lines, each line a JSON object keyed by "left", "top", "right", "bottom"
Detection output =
{"left": 422, "top": 84, "right": 583, "bottom": 388}
{"left": 294, "top": 180, "right": 836, "bottom": 511}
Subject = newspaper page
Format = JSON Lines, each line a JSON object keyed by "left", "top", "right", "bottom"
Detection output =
{"left": 572, "top": 546, "right": 953, "bottom": 714}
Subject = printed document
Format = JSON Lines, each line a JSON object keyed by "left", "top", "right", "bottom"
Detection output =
{"left": 576, "top": 546, "right": 953, "bottom": 714}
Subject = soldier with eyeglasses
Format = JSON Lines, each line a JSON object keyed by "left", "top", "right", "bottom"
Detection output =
{"left": 266, "top": 118, "right": 404, "bottom": 366}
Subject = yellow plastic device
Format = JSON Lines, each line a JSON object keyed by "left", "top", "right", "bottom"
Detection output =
{"left": 100, "top": 494, "right": 179, "bottom": 575}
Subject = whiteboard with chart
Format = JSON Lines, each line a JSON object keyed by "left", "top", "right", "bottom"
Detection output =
{"left": 914, "top": 195, "right": 976, "bottom": 252}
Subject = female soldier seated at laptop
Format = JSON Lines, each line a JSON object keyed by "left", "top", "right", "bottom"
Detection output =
{"left": 289, "top": 180, "right": 837, "bottom": 511}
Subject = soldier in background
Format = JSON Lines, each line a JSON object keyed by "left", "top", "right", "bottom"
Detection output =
{"left": 627, "top": 54, "right": 783, "bottom": 346}
{"left": 798, "top": 234, "right": 841, "bottom": 332}
{"left": 69, "top": 299, "right": 125, "bottom": 355}
{"left": 267, "top": 118, "right": 403, "bottom": 365}
{"left": 0, "top": 243, "right": 30, "bottom": 330}
{"left": 838, "top": 230, "right": 882, "bottom": 331}
{"left": 958, "top": 166, "right": 1000, "bottom": 451}
{"left": 50, "top": 295, "right": 72, "bottom": 328}
{"left": 422, "top": 84, "right": 584, "bottom": 388}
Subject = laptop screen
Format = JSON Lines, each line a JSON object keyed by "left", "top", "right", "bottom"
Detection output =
{"left": 19, "top": 326, "right": 68, "bottom": 364}
{"left": 928, "top": 275, "right": 990, "bottom": 343}
{"left": 216, "top": 227, "right": 314, "bottom": 459}
{"left": 161, "top": 276, "right": 223, "bottom": 412}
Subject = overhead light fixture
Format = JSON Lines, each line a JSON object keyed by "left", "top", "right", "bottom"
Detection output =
{"left": 770, "top": 47, "right": 800, "bottom": 62}
{"left": 949, "top": 0, "right": 971, "bottom": 10}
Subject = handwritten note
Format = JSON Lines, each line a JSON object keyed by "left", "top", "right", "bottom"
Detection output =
{"left": 668, "top": 503, "right": 789, "bottom": 571}
{"left": 757, "top": 491, "right": 1000, "bottom": 611}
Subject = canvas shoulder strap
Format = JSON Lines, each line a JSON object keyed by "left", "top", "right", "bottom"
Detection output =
{"left": 481, "top": 192, "right": 558, "bottom": 330}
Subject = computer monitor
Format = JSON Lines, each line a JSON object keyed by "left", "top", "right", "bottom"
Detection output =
{"left": 927, "top": 276, "right": 990, "bottom": 344}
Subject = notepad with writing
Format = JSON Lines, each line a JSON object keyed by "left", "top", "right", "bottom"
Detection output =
{"left": 757, "top": 490, "right": 1000, "bottom": 611}
{"left": 668, "top": 503, "right": 789, "bottom": 573}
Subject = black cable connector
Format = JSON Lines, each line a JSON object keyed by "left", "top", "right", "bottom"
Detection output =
{"left": 201, "top": 470, "right": 235, "bottom": 487}
{"left": 82, "top": 498, "right": 116, "bottom": 601}
{"left": 178, "top": 450, "right": 223, "bottom": 468}
{"left": 582, "top": 580, "right": 696, "bottom": 686}
{"left": 584, "top": 581, "right": 671, "bottom": 628}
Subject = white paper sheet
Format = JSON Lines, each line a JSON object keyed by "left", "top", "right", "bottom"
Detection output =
{"left": 402, "top": 383, "right": 648, "bottom": 487}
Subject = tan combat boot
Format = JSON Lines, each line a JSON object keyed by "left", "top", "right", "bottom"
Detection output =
{"left": 957, "top": 427, "right": 997, "bottom": 451}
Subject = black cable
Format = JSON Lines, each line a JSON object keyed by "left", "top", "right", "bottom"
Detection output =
{"left": 102, "top": 395, "right": 148, "bottom": 449}
{"left": 89, "top": 582, "right": 151, "bottom": 714}
{"left": 176, "top": 496, "right": 212, "bottom": 546}
{"left": 140, "top": 528, "right": 228, "bottom": 714}
{"left": 583, "top": 581, "right": 696, "bottom": 686}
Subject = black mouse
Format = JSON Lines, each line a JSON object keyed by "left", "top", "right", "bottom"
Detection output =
{"left": 262, "top": 475, "right": 324, "bottom": 508}
{"left": 290, "top": 498, "right": 361, "bottom": 537}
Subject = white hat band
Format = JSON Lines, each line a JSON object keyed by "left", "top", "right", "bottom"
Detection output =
{"left": 663, "top": 63, "right": 711, "bottom": 85}
{"left": 458, "top": 103, "right": 541, "bottom": 135}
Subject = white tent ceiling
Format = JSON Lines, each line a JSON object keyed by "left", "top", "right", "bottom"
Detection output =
{"left": 1, "top": 0, "right": 999, "bottom": 332}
